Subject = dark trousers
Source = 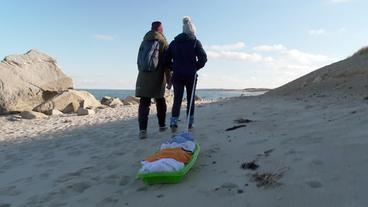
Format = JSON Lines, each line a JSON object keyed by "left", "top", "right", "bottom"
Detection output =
{"left": 172, "top": 76, "right": 197, "bottom": 118}
{"left": 138, "top": 97, "right": 167, "bottom": 130}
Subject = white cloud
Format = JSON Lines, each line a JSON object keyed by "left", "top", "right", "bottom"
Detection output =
{"left": 253, "top": 44, "right": 287, "bottom": 52}
{"left": 281, "top": 49, "right": 333, "bottom": 65}
{"left": 206, "top": 42, "right": 245, "bottom": 51}
{"left": 207, "top": 50, "right": 266, "bottom": 62}
{"left": 329, "top": 0, "right": 351, "bottom": 3}
{"left": 308, "top": 29, "right": 326, "bottom": 36}
{"left": 339, "top": 27, "right": 347, "bottom": 33}
{"left": 207, "top": 43, "right": 334, "bottom": 65}
{"left": 203, "top": 42, "right": 336, "bottom": 88}
{"left": 91, "top": 34, "right": 115, "bottom": 41}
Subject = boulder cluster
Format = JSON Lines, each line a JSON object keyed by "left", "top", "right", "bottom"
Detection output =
{"left": 0, "top": 50, "right": 140, "bottom": 119}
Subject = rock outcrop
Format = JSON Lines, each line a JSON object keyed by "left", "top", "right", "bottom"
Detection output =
{"left": 123, "top": 96, "right": 140, "bottom": 105}
{"left": 34, "top": 90, "right": 101, "bottom": 114}
{"left": 0, "top": 49, "right": 73, "bottom": 114}
{"left": 20, "top": 111, "right": 48, "bottom": 119}
{"left": 45, "top": 109, "right": 63, "bottom": 116}
{"left": 77, "top": 108, "right": 95, "bottom": 116}
{"left": 101, "top": 96, "right": 123, "bottom": 107}
{"left": 101, "top": 96, "right": 113, "bottom": 105}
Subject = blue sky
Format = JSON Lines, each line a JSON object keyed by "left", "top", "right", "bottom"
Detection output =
{"left": 1, "top": 0, "right": 367, "bottom": 89}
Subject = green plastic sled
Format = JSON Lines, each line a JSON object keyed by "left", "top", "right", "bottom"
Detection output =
{"left": 137, "top": 144, "right": 200, "bottom": 185}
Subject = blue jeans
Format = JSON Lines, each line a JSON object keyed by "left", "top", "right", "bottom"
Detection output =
{"left": 171, "top": 76, "right": 197, "bottom": 118}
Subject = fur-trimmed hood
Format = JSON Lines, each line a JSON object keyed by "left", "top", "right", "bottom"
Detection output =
{"left": 143, "top": 31, "right": 167, "bottom": 42}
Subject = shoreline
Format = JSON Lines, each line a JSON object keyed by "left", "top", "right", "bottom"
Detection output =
{"left": 0, "top": 96, "right": 224, "bottom": 144}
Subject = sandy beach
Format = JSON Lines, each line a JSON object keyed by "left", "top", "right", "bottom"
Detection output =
{"left": 2, "top": 1, "right": 368, "bottom": 206}
{"left": 1, "top": 93, "right": 367, "bottom": 207}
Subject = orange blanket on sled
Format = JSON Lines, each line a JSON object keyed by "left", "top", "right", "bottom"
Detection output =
{"left": 144, "top": 148, "right": 192, "bottom": 164}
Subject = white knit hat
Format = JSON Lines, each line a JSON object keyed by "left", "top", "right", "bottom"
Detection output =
{"left": 183, "top": 16, "right": 196, "bottom": 36}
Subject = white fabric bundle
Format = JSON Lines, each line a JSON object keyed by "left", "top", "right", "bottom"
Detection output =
{"left": 139, "top": 158, "right": 185, "bottom": 174}
{"left": 160, "top": 141, "right": 196, "bottom": 152}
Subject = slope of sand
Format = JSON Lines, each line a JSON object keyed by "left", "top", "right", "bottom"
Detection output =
{"left": 267, "top": 53, "right": 368, "bottom": 100}
{"left": 1, "top": 94, "right": 368, "bottom": 207}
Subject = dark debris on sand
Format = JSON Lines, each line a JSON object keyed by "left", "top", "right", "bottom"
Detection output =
{"left": 257, "top": 149, "right": 275, "bottom": 158}
{"left": 241, "top": 160, "right": 259, "bottom": 170}
{"left": 234, "top": 118, "right": 254, "bottom": 124}
{"left": 263, "top": 149, "right": 274, "bottom": 157}
{"left": 225, "top": 125, "right": 246, "bottom": 131}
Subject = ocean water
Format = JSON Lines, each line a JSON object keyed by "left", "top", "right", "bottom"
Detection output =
{"left": 81, "top": 89, "right": 266, "bottom": 101}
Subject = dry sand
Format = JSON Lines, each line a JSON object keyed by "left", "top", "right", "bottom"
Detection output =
{"left": 0, "top": 94, "right": 367, "bottom": 207}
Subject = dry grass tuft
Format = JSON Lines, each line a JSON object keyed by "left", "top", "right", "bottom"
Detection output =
{"left": 251, "top": 167, "right": 289, "bottom": 188}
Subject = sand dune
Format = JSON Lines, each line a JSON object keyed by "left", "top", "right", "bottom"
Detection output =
{"left": 267, "top": 52, "right": 368, "bottom": 100}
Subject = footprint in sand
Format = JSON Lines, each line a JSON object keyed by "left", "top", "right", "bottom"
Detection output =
{"left": 39, "top": 172, "right": 50, "bottom": 179}
{"left": 67, "top": 150, "right": 83, "bottom": 156}
{"left": 34, "top": 160, "right": 62, "bottom": 168}
{"left": 39, "top": 151, "right": 55, "bottom": 161}
{"left": 61, "top": 182, "right": 91, "bottom": 194}
{"left": 246, "top": 139, "right": 268, "bottom": 146}
{"left": 0, "top": 203, "right": 11, "bottom": 207}
{"left": 119, "top": 176, "right": 131, "bottom": 186}
{"left": 105, "top": 162, "right": 120, "bottom": 171}
{"left": 306, "top": 180, "right": 323, "bottom": 189}
{"left": 1, "top": 158, "right": 24, "bottom": 170}
{"left": 311, "top": 159, "right": 324, "bottom": 166}
{"left": 55, "top": 166, "right": 94, "bottom": 183}
{"left": 104, "top": 174, "right": 130, "bottom": 185}
{"left": 293, "top": 157, "right": 303, "bottom": 162}
{"left": 0, "top": 186, "right": 22, "bottom": 196}
{"left": 97, "top": 196, "right": 119, "bottom": 206}
{"left": 133, "top": 148, "right": 146, "bottom": 156}
{"left": 23, "top": 192, "right": 61, "bottom": 207}
{"left": 112, "top": 151, "right": 126, "bottom": 156}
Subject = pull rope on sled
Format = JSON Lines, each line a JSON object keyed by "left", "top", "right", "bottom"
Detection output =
{"left": 186, "top": 73, "right": 197, "bottom": 133}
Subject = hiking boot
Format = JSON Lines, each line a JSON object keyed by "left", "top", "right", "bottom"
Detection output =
{"left": 159, "top": 126, "right": 168, "bottom": 132}
{"left": 139, "top": 130, "right": 147, "bottom": 139}
{"left": 189, "top": 124, "right": 194, "bottom": 131}
{"left": 170, "top": 117, "right": 178, "bottom": 132}
{"left": 170, "top": 117, "right": 178, "bottom": 128}
{"left": 188, "top": 116, "right": 194, "bottom": 129}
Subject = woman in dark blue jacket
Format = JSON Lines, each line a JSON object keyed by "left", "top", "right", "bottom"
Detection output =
{"left": 165, "top": 16, "right": 207, "bottom": 130}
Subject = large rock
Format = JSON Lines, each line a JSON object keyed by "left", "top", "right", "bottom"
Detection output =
{"left": 77, "top": 108, "right": 95, "bottom": 116}
{"left": 109, "top": 98, "right": 123, "bottom": 108}
{"left": 20, "top": 111, "right": 48, "bottom": 119}
{"left": 101, "top": 96, "right": 123, "bottom": 107}
{"left": 0, "top": 49, "right": 73, "bottom": 114}
{"left": 123, "top": 96, "right": 140, "bottom": 105}
{"left": 101, "top": 96, "right": 112, "bottom": 105}
{"left": 45, "top": 109, "right": 63, "bottom": 116}
{"left": 34, "top": 90, "right": 101, "bottom": 114}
